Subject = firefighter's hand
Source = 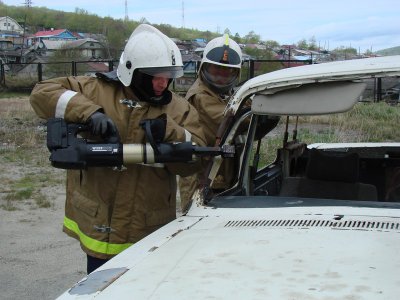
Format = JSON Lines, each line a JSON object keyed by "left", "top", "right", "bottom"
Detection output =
{"left": 139, "top": 114, "right": 167, "bottom": 143}
{"left": 88, "top": 111, "right": 119, "bottom": 142}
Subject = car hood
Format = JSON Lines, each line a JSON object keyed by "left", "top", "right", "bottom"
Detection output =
{"left": 58, "top": 203, "right": 400, "bottom": 300}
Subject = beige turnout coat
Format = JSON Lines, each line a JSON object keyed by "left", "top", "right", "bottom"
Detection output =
{"left": 179, "top": 78, "right": 235, "bottom": 210}
{"left": 30, "top": 75, "right": 205, "bottom": 259}
{"left": 185, "top": 78, "right": 227, "bottom": 146}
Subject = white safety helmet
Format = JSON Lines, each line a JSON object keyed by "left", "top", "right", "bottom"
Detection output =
{"left": 199, "top": 34, "right": 242, "bottom": 93}
{"left": 117, "top": 24, "right": 184, "bottom": 87}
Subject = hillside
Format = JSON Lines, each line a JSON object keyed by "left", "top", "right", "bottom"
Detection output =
{"left": 0, "top": 3, "right": 222, "bottom": 57}
{"left": 375, "top": 46, "right": 400, "bottom": 56}
{"left": 0, "top": 3, "right": 398, "bottom": 57}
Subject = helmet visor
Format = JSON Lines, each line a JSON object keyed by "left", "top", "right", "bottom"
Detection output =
{"left": 202, "top": 63, "right": 239, "bottom": 88}
{"left": 139, "top": 66, "right": 184, "bottom": 79}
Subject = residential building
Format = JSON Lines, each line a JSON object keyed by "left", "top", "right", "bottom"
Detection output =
{"left": 0, "top": 16, "right": 24, "bottom": 34}
{"left": 32, "top": 37, "right": 107, "bottom": 59}
{"left": 28, "top": 29, "right": 77, "bottom": 46}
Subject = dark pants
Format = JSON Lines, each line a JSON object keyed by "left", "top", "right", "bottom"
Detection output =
{"left": 87, "top": 254, "right": 109, "bottom": 274}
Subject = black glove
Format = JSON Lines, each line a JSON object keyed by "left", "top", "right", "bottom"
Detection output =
{"left": 88, "top": 111, "right": 119, "bottom": 142}
{"left": 139, "top": 115, "right": 167, "bottom": 144}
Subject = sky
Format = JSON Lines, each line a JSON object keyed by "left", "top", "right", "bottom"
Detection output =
{"left": 3, "top": 0, "right": 400, "bottom": 52}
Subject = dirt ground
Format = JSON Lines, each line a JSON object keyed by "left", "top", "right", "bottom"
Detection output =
{"left": 0, "top": 96, "right": 86, "bottom": 300}
{"left": 0, "top": 187, "right": 86, "bottom": 300}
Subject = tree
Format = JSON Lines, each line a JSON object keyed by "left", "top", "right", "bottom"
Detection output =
{"left": 224, "top": 28, "right": 231, "bottom": 36}
{"left": 308, "top": 36, "right": 318, "bottom": 50}
{"left": 139, "top": 17, "right": 149, "bottom": 24}
{"left": 332, "top": 46, "right": 357, "bottom": 59}
{"left": 364, "top": 49, "right": 374, "bottom": 56}
{"left": 297, "top": 38, "right": 308, "bottom": 49}
{"left": 264, "top": 40, "right": 279, "bottom": 50}
{"left": 47, "top": 44, "right": 89, "bottom": 77}
{"left": 74, "top": 8, "right": 89, "bottom": 15}
{"left": 243, "top": 30, "right": 260, "bottom": 44}
{"left": 233, "top": 32, "right": 241, "bottom": 43}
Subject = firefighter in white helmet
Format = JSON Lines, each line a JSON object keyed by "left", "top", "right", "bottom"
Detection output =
{"left": 179, "top": 34, "right": 242, "bottom": 211}
{"left": 30, "top": 24, "right": 206, "bottom": 273}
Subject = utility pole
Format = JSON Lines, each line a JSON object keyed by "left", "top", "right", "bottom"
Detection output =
{"left": 21, "top": 1, "right": 32, "bottom": 61}
{"left": 124, "top": 0, "right": 129, "bottom": 22}
{"left": 24, "top": 0, "right": 33, "bottom": 7}
{"left": 181, "top": 1, "right": 185, "bottom": 28}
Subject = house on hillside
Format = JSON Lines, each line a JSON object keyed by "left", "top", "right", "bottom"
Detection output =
{"left": 175, "top": 39, "right": 194, "bottom": 55}
{"left": 0, "top": 16, "right": 40, "bottom": 64}
{"left": 0, "top": 16, "right": 24, "bottom": 34}
{"left": 64, "top": 38, "right": 107, "bottom": 59}
{"left": 33, "top": 40, "right": 67, "bottom": 56}
{"left": 33, "top": 38, "right": 107, "bottom": 59}
{"left": 181, "top": 52, "right": 201, "bottom": 73}
{"left": 245, "top": 43, "right": 267, "bottom": 50}
{"left": 28, "top": 29, "right": 77, "bottom": 46}
{"left": 0, "top": 16, "right": 25, "bottom": 48}
{"left": 174, "top": 52, "right": 202, "bottom": 91}
{"left": 192, "top": 38, "right": 207, "bottom": 48}
{"left": 0, "top": 38, "right": 13, "bottom": 50}
{"left": 292, "top": 48, "right": 323, "bottom": 63}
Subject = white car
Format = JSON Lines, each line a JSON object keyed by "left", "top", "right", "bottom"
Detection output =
{"left": 58, "top": 56, "right": 400, "bottom": 300}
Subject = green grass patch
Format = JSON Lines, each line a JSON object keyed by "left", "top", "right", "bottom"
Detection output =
{"left": 34, "top": 193, "right": 52, "bottom": 208}
{"left": 0, "top": 201, "right": 19, "bottom": 211}
{"left": 1, "top": 171, "right": 61, "bottom": 210}
{"left": 5, "top": 187, "right": 34, "bottom": 201}
{"left": 0, "top": 91, "right": 31, "bottom": 99}
{"left": 296, "top": 102, "right": 400, "bottom": 142}
{"left": 251, "top": 102, "right": 400, "bottom": 171}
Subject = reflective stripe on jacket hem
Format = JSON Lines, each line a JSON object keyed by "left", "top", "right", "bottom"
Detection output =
{"left": 63, "top": 216, "right": 133, "bottom": 255}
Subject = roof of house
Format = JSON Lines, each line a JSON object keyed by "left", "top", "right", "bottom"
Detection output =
{"left": 86, "top": 61, "right": 110, "bottom": 73}
{"left": 182, "top": 52, "right": 201, "bottom": 62}
{"left": 32, "top": 29, "right": 76, "bottom": 39}
{"left": 64, "top": 38, "right": 102, "bottom": 49}
{"left": 40, "top": 40, "right": 67, "bottom": 50}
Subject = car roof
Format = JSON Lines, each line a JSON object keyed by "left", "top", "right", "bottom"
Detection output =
{"left": 228, "top": 55, "right": 400, "bottom": 115}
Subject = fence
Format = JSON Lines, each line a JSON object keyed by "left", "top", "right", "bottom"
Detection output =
{"left": 0, "top": 58, "right": 396, "bottom": 102}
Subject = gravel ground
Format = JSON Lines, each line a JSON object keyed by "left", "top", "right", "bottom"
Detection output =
{"left": 0, "top": 188, "right": 86, "bottom": 300}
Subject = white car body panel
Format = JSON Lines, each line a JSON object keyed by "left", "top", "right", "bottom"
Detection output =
{"left": 58, "top": 205, "right": 400, "bottom": 300}
{"left": 57, "top": 56, "right": 400, "bottom": 299}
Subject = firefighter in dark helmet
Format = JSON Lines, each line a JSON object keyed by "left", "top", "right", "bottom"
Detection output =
{"left": 179, "top": 34, "right": 242, "bottom": 211}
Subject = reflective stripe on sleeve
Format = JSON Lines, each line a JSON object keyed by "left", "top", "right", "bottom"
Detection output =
{"left": 184, "top": 129, "right": 192, "bottom": 142}
{"left": 63, "top": 216, "right": 133, "bottom": 255}
{"left": 55, "top": 90, "right": 77, "bottom": 118}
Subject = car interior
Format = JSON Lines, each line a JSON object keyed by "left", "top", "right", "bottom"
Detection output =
{"left": 211, "top": 111, "right": 400, "bottom": 203}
